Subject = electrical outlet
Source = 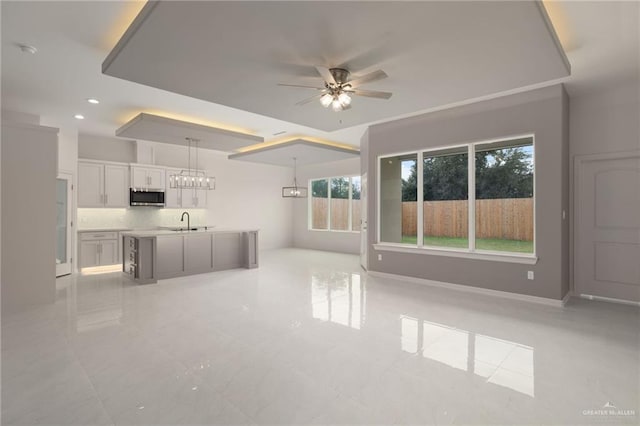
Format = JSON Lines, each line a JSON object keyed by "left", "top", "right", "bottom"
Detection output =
{"left": 527, "top": 271, "right": 534, "bottom": 280}
{"left": 378, "top": 254, "right": 382, "bottom": 261}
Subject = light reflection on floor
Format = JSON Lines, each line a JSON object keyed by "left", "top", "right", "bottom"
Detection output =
{"left": 401, "top": 316, "right": 535, "bottom": 397}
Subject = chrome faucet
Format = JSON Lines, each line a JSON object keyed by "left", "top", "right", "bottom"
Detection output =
{"left": 180, "top": 211, "right": 190, "bottom": 231}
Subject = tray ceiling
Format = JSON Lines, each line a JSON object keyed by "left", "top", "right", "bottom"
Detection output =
{"left": 103, "top": 1, "right": 569, "bottom": 132}
{"left": 228, "top": 140, "right": 359, "bottom": 167}
{"left": 116, "top": 113, "right": 263, "bottom": 152}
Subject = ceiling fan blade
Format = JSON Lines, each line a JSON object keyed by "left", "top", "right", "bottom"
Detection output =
{"left": 348, "top": 89, "right": 393, "bottom": 99}
{"left": 277, "top": 83, "right": 324, "bottom": 90}
{"left": 315, "top": 66, "right": 337, "bottom": 86}
{"left": 346, "top": 69, "right": 388, "bottom": 88}
{"left": 295, "top": 93, "right": 324, "bottom": 106}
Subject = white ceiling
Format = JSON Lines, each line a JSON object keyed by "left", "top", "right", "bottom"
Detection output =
{"left": 103, "top": 1, "right": 570, "bottom": 132}
{"left": 229, "top": 139, "right": 359, "bottom": 167}
{"left": 1, "top": 1, "right": 638, "bottom": 147}
{"left": 116, "top": 113, "right": 263, "bottom": 151}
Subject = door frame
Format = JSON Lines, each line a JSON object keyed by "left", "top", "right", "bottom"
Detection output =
{"left": 56, "top": 171, "right": 75, "bottom": 277}
{"left": 573, "top": 149, "right": 640, "bottom": 304}
{"left": 360, "top": 172, "right": 368, "bottom": 270}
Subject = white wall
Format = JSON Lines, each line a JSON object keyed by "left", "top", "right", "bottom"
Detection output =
{"left": 77, "top": 135, "right": 294, "bottom": 250}
{"left": 1, "top": 123, "right": 58, "bottom": 313}
{"left": 293, "top": 157, "right": 361, "bottom": 254}
{"left": 79, "top": 133, "right": 136, "bottom": 163}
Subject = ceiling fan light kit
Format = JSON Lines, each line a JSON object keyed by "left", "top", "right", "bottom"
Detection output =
{"left": 279, "top": 66, "right": 392, "bottom": 112}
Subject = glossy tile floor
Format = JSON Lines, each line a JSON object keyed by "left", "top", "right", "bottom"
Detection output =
{"left": 2, "top": 249, "right": 639, "bottom": 425}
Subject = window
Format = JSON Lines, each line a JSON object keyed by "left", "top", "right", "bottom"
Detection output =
{"left": 330, "top": 177, "right": 349, "bottom": 231}
{"left": 378, "top": 136, "right": 534, "bottom": 256}
{"left": 309, "top": 176, "right": 361, "bottom": 232}
{"left": 423, "top": 147, "right": 468, "bottom": 249}
{"left": 311, "top": 179, "right": 328, "bottom": 230}
{"left": 380, "top": 154, "right": 417, "bottom": 243}
{"left": 475, "top": 139, "right": 534, "bottom": 253}
{"left": 351, "top": 176, "right": 362, "bottom": 232}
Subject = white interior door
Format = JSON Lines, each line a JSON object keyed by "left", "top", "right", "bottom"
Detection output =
{"left": 575, "top": 152, "right": 640, "bottom": 303}
{"left": 360, "top": 172, "right": 368, "bottom": 270}
{"left": 56, "top": 173, "right": 73, "bottom": 277}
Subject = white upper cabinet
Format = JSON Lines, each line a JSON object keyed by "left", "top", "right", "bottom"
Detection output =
{"left": 131, "top": 166, "right": 165, "bottom": 190}
{"left": 78, "top": 161, "right": 129, "bottom": 208}
{"left": 165, "top": 168, "right": 183, "bottom": 208}
{"left": 78, "top": 162, "right": 104, "bottom": 207}
{"left": 104, "top": 165, "right": 129, "bottom": 207}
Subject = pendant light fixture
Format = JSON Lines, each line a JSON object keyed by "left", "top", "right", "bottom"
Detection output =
{"left": 282, "top": 157, "right": 307, "bottom": 198}
{"left": 169, "top": 137, "right": 216, "bottom": 190}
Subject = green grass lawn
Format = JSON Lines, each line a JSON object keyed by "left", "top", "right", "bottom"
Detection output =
{"left": 401, "top": 235, "right": 533, "bottom": 253}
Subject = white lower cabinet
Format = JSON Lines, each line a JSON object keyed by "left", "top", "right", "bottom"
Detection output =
{"left": 79, "top": 231, "right": 120, "bottom": 268}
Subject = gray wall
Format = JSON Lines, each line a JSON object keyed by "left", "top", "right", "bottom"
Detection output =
{"left": 1, "top": 123, "right": 58, "bottom": 313}
{"left": 293, "top": 157, "right": 361, "bottom": 254}
{"left": 367, "top": 85, "right": 569, "bottom": 300}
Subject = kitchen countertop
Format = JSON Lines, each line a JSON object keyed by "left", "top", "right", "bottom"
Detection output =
{"left": 77, "top": 228, "right": 133, "bottom": 233}
{"left": 121, "top": 228, "right": 258, "bottom": 237}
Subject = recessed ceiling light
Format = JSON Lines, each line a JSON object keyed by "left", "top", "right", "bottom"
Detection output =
{"left": 74, "top": 114, "right": 85, "bottom": 120}
{"left": 17, "top": 43, "right": 37, "bottom": 54}
{"left": 87, "top": 98, "right": 100, "bottom": 104}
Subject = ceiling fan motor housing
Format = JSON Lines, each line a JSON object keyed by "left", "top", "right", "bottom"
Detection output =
{"left": 329, "top": 68, "right": 350, "bottom": 86}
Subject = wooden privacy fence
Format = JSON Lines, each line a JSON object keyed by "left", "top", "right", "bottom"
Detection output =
{"left": 312, "top": 198, "right": 361, "bottom": 231}
{"left": 402, "top": 198, "right": 533, "bottom": 241}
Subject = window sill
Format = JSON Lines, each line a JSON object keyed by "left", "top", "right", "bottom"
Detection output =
{"left": 373, "top": 243, "right": 538, "bottom": 265}
{"left": 308, "top": 228, "right": 360, "bottom": 234}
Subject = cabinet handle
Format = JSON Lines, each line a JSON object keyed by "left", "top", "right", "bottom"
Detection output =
{"left": 105, "top": 194, "right": 108, "bottom": 205}
{"left": 98, "top": 243, "right": 102, "bottom": 254}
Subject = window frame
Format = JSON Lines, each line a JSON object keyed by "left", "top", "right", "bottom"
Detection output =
{"left": 375, "top": 134, "right": 537, "bottom": 264}
{"left": 308, "top": 174, "right": 362, "bottom": 233}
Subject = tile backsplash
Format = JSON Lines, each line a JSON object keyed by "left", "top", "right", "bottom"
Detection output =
{"left": 77, "top": 208, "right": 209, "bottom": 230}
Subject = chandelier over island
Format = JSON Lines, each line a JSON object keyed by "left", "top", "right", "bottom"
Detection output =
{"left": 169, "top": 137, "right": 216, "bottom": 190}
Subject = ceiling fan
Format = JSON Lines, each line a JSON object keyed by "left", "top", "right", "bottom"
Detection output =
{"left": 278, "top": 66, "right": 392, "bottom": 112}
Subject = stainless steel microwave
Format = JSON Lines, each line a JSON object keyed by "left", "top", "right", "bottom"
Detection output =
{"left": 130, "top": 189, "right": 165, "bottom": 207}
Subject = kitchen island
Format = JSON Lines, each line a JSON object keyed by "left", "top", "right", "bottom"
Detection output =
{"left": 122, "top": 229, "right": 258, "bottom": 284}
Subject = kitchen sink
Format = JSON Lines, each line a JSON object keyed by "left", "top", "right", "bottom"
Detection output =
{"left": 169, "top": 226, "right": 211, "bottom": 232}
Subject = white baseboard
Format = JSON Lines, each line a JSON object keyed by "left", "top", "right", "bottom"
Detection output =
{"left": 367, "top": 270, "right": 566, "bottom": 307}
{"left": 578, "top": 293, "right": 640, "bottom": 307}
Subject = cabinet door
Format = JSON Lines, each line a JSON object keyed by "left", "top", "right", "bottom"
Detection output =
{"left": 165, "top": 170, "right": 182, "bottom": 208}
{"left": 131, "top": 167, "right": 148, "bottom": 189}
{"left": 78, "top": 162, "right": 104, "bottom": 207}
{"left": 185, "top": 234, "right": 213, "bottom": 273}
{"left": 156, "top": 236, "right": 184, "bottom": 278}
{"left": 214, "top": 233, "right": 243, "bottom": 270}
{"left": 99, "top": 240, "right": 118, "bottom": 265}
{"left": 194, "top": 189, "right": 207, "bottom": 209}
{"left": 104, "top": 165, "right": 129, "bottom": 207}
{"left": 80, "top": 241, "right": 100, "bottom": 268}
{"left": 147, "top": 168, "right": 165, "bottom": 190}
